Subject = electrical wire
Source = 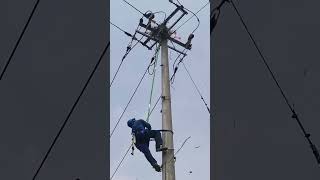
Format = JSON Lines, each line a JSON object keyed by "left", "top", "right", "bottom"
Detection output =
{"left": 0, "top": 0, "right": 41, "bottom": 81}
{"left": 229, "top": 0, "right": 320, "bottom": 164}
{"left": 173, "top": 1, "right": 208, "bottom": 34}
{"left": 122, "top": 0, "right": 145, "bottom": 16}
{"left": 110, "top": 144, "right": 132, "bottom": 180}
{"left": 32, "top": 42, "right": 110, "bottom": 180}
{"left": 181, "top": 62, "right": 210, "bottom": 114}
{"left": 161, "top": 136, "right": 191, "bottom": 168}
{"left": 110, "top": 48, "right": 160, "bottom": 137}
{"left": 110, "top": 95, "right": 161, "bottom": 180}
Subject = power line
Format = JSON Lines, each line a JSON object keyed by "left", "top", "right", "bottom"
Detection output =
{"left": 110, "top": 22, "right": 143, "bottom": 87}
{"left": 110, "top": 144, "right": 132, "bottom": 180}
{"left": 110, "top": 48, "right": 160, "bottom": 137}
{"left": 181, "top": 62, "right": 210, "bottom": 114}
{"left": 110, "top": 21, "right": 135, "bottom": 37}
{"left": 0, "top": 0, "right": 41, "bottom": 81}
{"left": 161, "top": 136, "right": 191, "bottom": 168}
{"left": 110, "top": 94, "right": 161, "bottom": 180}
{"left": 173, "top": 1, "right": 208, "bottom": 33}
{"left": 32, "top": 42, "right": 110, "bottom": 179}
{"left": 229, "top": 0, "right": 320, "bottom": 164}
{"left": 122, "top": 0, "right": 145, "bottom": 16}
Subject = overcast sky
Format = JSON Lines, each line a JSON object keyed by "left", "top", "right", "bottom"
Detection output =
{"left": 110, "top": 1, "right": 210, "bottom": 180}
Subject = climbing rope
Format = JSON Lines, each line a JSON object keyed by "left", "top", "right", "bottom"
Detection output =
{"left": 146, "top": 45, "right": 160, "bottom": 122}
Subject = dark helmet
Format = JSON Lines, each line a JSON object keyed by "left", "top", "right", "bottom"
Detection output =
{"left": 127, "top": 118, "right": 136, "bottom": 127}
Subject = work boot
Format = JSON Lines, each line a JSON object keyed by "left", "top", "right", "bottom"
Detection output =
{"left": 156, "top": 145, "right": 168, "bottom": 152}
{"left": 152, "top": 163, "right": 161, "bottom": 172}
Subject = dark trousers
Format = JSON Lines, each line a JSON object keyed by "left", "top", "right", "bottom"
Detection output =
{"left": 135, "top": 130, "right": 162, "bottom": 166}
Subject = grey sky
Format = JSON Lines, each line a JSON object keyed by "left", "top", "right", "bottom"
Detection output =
{"left": 213, "top": 0, "right": 320, "bottom": 179}
{"left": 110, "top": 1, "right": 210, "bottom": 180}
{"left": 0, "top": 0, "right": 107, "bottom": 179}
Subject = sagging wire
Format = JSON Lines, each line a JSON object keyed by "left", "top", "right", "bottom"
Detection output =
{"left": 181, "top": 62, "right": 210, "bottom": 114}
{"left": 172, "top": 0, "right": 208, "bottom": 34}
{"left": 175, "top": 0, "right": 201, "bottom": 34}
{"left": 161, "top": 136, "right": 191, "bottom": 168}
{"left": 146, "top": 45, "right": 161, "bottom": 122}
{"left": 110, "top": 45, "right": 161, "bottom": 138}
{"left": 169, "top": 40, "right": 212, "bottom": 116}
{"left": 110, "top": 95, "right": 162, "bottom": 180}
{"left": 229, "top": 0, "right": 320, "bottom": 164}
{"left": 110, "top": 10, "right": 156, "bottom": 87}
{"left": 154, "top": 11, "right": 167, "bottom": 22}
{"left": 110, "top": 19, "right": 143, "bottom": 87}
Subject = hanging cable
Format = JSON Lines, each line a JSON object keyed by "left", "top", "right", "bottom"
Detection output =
{"left": 229, "top": 0, "right": 320, "bottom": 164}
{"left": 110, "top": 144, "right": 132, "bottom": 180}
{"left": 161, "top": 136, "right": 191, "bottom": 168}
{"left": 181, "top": 62, "right": 210, "bottom": 114}
{"left": 110, "top": 12, "right": 157, "bottom": 87}
{"left": 32, "top": 42, "right": 110, "bottom": 180}
{"left": 146, "top": 45, "right": 160, "bottom": 122}
{"left": 0, "top": 0, "right": 41, "bottom": 81}
{"left": 110, "top": 26, "right": 142, "bottom": 87}
{"left": 110, "top": 47, "right": 160, "bottom": 137}
{"left": 169, "top": 40, "right": 212, "bottom": 117}
{"left": 173, "top": 1, "right": 208, "bottom": 34}
{"left": 110, "top": 94, "right": 161, "bottom": 180}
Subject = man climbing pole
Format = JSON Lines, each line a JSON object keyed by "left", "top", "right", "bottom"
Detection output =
{"left": 127, "top": 118, "right": 167, "bottom": 172}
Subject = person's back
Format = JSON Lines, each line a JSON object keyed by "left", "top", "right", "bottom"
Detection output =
{"left": 131, "top": 119, "right": 151, "bottom": 136}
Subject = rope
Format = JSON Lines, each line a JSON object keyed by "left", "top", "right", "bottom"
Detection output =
{"left": 110, "top": 47, "right": 160, "bottom": 137}
{"left": 146, "top": 45, "right": 160, "bottom": 122}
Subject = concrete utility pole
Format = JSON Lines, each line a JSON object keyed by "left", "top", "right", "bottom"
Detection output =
{"left": 134, "top": 2, "right": 193, "bottom": 180}
{"left": 160, "top": 38, "right": 176, "bottom": 180}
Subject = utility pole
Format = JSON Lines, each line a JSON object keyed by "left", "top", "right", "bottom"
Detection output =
{"left": 160, "top": 38, "right": 175, "bottom": 180}
{"left": 134, "top": 2, "right": 194, "bottom": 180}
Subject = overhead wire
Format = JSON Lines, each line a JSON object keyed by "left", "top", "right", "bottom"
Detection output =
{"left": 181, "top": 62, "right": 210, "bottom": 114}
{"left": 173, "top": 1, "right": 208, "bottom": 34}
{"left": 110, "top": 45, "right": 160, "bottom": 137}
{"left": 32, "top": 42, "right": 110, "bottom": 179}
{"left": 161, "top": 136, "right": 191, "bottom": 168}
{"left": 110, "top": 143, "right": 132, "bottom": 180}
{"left": 110, "top": 22, "right": 142, "bottom": 87}
{"left": 110, "top": 95, "right": 162, "bottom": 180}
{"left": 0, "top": 0, "right": 41, "bottom": 81}
{"left": 229, "top": 0, "right": 320, "bottom": 164}
{"left": 146, "top": 45, "right": 160, "bottom": 122}
{"left": 122, "top": 0, "right": 145, "bottom": 16}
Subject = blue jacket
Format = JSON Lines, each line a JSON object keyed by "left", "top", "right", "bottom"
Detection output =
{"left": 131, "top": 119, "right": 151, "bottom": 135}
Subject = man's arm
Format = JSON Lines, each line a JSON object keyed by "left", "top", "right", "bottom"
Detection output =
{"left": 142, "top": 120, "right": 152, "bottom": 131}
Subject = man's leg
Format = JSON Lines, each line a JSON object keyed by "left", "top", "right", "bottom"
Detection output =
{"left": 135, "top": 143, "right": 161, "bottom": 172}
{"left": 149, "top": 130, "right": 166, "bottom": 152}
